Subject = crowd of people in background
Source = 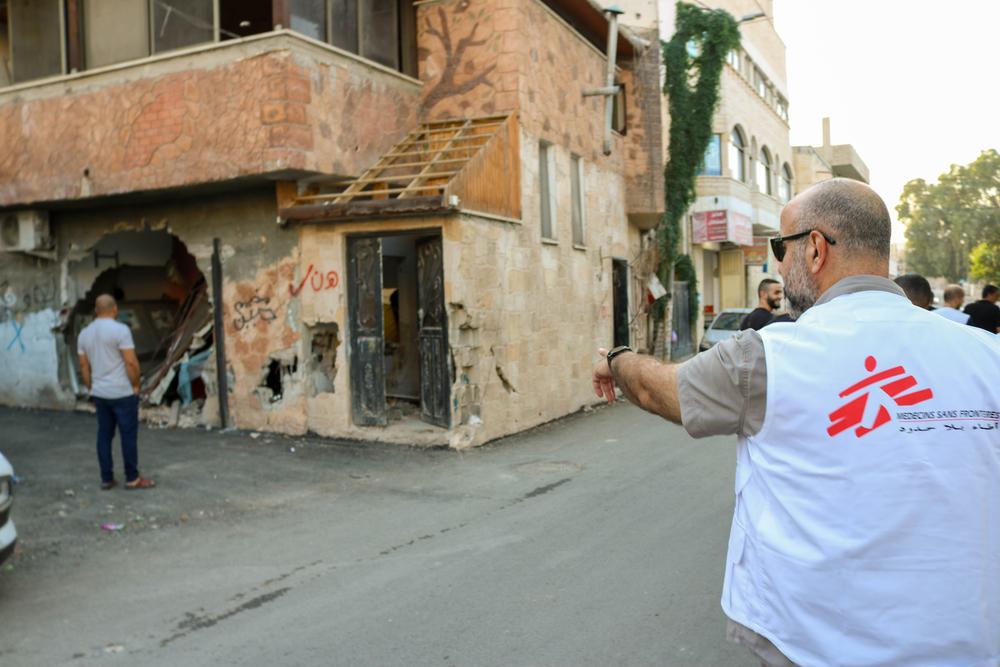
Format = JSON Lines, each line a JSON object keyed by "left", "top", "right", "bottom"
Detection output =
{"left": 894, "top": 275, "right": 1000, "bottom": 333}
{"left": 739, "top": 274, "right": 999, "bottom": 334}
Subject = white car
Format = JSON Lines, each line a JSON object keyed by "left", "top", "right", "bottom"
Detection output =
{"left": 0, "top": 452, "right": 15, "bottom": 566}
{"left": 699, "top": 308, "right": 753, "bottom": 352}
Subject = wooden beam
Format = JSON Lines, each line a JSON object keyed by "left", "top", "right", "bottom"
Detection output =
{"left": 275, "top": 181, "right": 298, "bottom": 210}
{"left": 280, "top": 196, "right": 455, "bottom": 223}
{"left": 272, "top": 0, "right": 290, "bottom": 29}
{"left": 398, "top": 119, "right": 471, "bottom": 198}
{"left": 380, "top": 158, "right": 471, "bottom": 169}
{"left": 65, "top": 0, "right": 83, "bottom": 72}
{"left": 302, "top": 184, "right": 446, "bottom": 202}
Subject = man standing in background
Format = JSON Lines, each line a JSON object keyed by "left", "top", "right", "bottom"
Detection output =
{"left": 77, "top": 294, "right": 155, "bottom": 491}
{"left": 739, "top": 279, "right": 783, "bottom": 330}
{"left": 964, "top": 284, "right": 1000, "bottom": 332}
{"left": 934, "top": 284, "right": 970, "bottom": 324}
{"left": 893, "top": 273, "right": 934, "bottom": 310}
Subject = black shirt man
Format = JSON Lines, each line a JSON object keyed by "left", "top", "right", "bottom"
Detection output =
{"left": 964, "top": 284, "right": 1000, "bottom": 333}
{"left": 740, "top": 278, "right": 783, "bottom": 331}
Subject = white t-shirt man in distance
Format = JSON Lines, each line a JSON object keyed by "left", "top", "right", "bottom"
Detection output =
{"left": 77, "top": 294, "right": 155, "bottom": 491}
{"left": 935, "top": 283, "right": 971, "bottom": 324}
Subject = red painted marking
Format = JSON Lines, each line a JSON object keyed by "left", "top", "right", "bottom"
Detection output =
{"left": 289, "top": 264, "right": 314, "bottom": 297}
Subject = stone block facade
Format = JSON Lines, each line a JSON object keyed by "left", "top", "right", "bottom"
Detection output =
{"left": 0, "top": 33, "right": 420, "bottom": 207}
{"left": 0, "top": 0, "right": 660, "bottom": 448}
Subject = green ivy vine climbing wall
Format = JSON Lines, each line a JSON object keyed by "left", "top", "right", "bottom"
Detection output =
{"left": 658, "top": 2, "right": 740, "bottom": 328}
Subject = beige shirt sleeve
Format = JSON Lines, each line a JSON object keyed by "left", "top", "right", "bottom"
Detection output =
{"left": 676, "top": 330, "right": 767, "bottom": 438}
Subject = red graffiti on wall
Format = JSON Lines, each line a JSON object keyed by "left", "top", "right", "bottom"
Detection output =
{"left": 289, "top": 264, "right": 339, "bottom": 297}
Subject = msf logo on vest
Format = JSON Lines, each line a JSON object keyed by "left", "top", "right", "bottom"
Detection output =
{"left": 827, "top": 356, "right": 934, "bottom": 438}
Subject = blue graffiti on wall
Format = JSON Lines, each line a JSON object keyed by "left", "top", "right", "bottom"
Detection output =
{"left": 4, "top": 320, "right": 25, "bottom": 353}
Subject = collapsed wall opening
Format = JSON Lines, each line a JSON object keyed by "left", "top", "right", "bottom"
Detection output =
{"left": 308, "top": 323, "right": 339, "bottom": 395}
{"left": 67, "top": 230, "right": 212, "bottom": 418}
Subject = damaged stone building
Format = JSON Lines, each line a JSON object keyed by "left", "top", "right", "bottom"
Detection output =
{"left": 0, "top": 0, "right": 664, "bottom": 447}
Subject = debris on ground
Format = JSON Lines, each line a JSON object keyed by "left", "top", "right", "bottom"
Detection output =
{"left": 100, "top": 523, "right": 124, "bottom": 532}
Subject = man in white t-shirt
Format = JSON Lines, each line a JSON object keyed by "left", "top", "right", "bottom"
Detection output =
{"left": 77, "top": 294, "right": 155, "bottom": 491}
{"left": 934, "top": 284, "right": 970, "bottom": 324}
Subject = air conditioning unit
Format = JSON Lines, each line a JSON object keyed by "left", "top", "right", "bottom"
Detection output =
{"left": 0, "top": 210, "right": 50, "bottom": 252}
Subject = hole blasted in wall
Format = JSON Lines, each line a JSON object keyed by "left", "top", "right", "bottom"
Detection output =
{"left": 259, "top": 356, "right": 298, "bottom": 404}
{"left": 308, "top": 323, "right": 339, "bottom": 396}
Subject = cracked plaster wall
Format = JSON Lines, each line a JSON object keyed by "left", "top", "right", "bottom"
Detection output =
{"left": 0, "top": 252, "right": 67, "bottom": 408}
{"left": 0, "top": 187, "right": 304, "bottom": 430}
{"left": 0, "top": 34, "right": 420, "bottom": 207}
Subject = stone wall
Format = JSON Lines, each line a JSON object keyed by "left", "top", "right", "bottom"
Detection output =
{"left": 0, "top": 187, "right": 304, "bottom": 430}
{"left": 0, "top": 33, "right": 420, "bottom": 207}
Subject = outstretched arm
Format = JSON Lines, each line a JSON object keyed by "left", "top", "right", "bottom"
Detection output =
{"left": 593, "top": 348, "right": 682, "bottom": 424}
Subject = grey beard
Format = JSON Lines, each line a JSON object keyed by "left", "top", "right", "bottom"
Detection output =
{"left": 785, "top": 288, "right": 816, "bottom": 319}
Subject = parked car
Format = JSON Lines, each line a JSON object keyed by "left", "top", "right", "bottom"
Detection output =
{"left": 699, "top": 308, "right": 753, "bottom": 352}
{"left": 0, "top": 452, "right": 16, "bottom": 566}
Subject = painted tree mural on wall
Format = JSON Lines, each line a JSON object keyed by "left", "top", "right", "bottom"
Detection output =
{"left": 418, "top": 4, "right": 499, "bottom": 117}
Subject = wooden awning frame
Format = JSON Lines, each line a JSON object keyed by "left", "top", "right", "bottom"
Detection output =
{"left": 280, "top": 114, "right": 515, "bottom": 224}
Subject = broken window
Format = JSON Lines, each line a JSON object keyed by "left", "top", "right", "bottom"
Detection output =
{"left": 219, "top": 0, "right": 272, "bottom": 41}
{"left": 8, "top": 0, "right": 63, "bottom": 83}
{"left": 289, "top": 0, "right": 416, "bottom": 76}
{"left": 84, "top": 0, "right": 151, "bottom": 68}
{"left": 151, "top": 0, "right": 215, "bottom": 53}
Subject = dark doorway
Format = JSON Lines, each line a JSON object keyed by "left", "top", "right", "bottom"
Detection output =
{"left": 219, "top": 0, "right": 272, "bottom": 40}
{"left": 347, "top": 231, "right": 450, "bottom": 429}
{"left": 612, "top": 258, "right": 629, "bottom": 348}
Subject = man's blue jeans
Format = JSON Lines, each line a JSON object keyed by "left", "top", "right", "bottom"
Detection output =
{"left": 94, "top": 394, "right": 140, "bottom": 483}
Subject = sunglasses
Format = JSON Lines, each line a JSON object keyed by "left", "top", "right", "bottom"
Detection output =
{"left": 770, "top": 229, "right": 837, "bottom": 262}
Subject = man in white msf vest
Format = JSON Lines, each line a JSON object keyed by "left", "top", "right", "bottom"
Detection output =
{"left": 593, "top": 178, "right": 1000, "bottom": 667}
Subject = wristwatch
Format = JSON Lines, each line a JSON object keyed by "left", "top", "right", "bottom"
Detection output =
{"left": 606, "top": 345, "right": 632, "bottom": 368}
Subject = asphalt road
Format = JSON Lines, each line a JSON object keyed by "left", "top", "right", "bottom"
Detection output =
{"left": 0, "top": 403, "right": 755, "bottom": 666}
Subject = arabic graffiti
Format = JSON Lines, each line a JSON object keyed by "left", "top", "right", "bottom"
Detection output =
{"left": 233, "top": 291, "right": 278, "bottom": 331}
{"left": 289, "top": 264, "right": 339, "bottom": 297}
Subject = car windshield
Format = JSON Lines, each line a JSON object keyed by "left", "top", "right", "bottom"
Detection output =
{"left": 711, "top": 312, "right": 743, "bottom": 331}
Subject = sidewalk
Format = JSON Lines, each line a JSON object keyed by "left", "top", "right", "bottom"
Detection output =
{"left": 0, "top": 406, "right": 460, "bottom": 572}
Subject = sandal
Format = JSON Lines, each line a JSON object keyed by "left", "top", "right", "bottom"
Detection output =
{"left": 100, "top": 480, "right": 117, "bottom": 490}
{"left": 125, "top": 476, "right": 156, "bottom": 490}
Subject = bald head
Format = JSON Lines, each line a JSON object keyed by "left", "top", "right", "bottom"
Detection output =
{"left": 95, "top": 294, "right": 118, "bottom": 317}
{"left": 943, "top": 284, "right": 965, "bottom": 308}
{"left": 790, "top": 178, "right": 891, "bottom": 260}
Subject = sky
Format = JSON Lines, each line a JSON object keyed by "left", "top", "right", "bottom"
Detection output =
{"left": 772, "top": 0, "right": 1000, "bottom": 240}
